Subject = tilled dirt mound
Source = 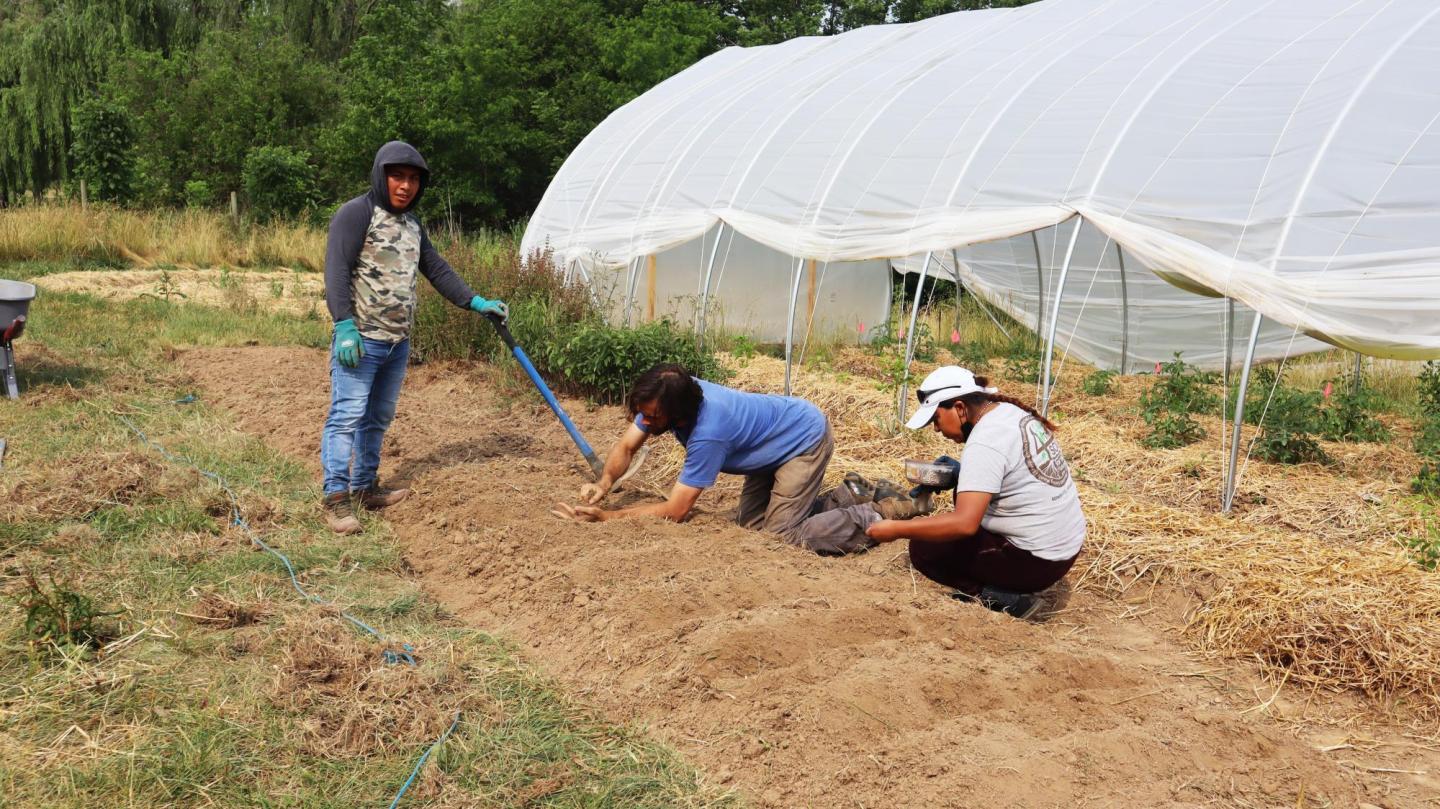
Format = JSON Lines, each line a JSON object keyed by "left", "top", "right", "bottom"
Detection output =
{"left": 178, "top": 346, "right": 1426, "bottom": 808}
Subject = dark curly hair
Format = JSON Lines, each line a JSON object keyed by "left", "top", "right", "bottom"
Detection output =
{"left": 627, "top": 363, "right": 704, "bottom": 428}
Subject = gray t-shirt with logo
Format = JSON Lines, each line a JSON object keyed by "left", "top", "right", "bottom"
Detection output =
{"left": 955, "top": 402, "right": 1086, "bottom": 561}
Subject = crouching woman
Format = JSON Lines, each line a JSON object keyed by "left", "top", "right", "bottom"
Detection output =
{"left": 866, "top": 366, "right": 1086, "bottom": 619}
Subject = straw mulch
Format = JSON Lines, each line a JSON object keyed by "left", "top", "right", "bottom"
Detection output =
{"left": 630, "top": 349, "right": 1440, "bottom": 721}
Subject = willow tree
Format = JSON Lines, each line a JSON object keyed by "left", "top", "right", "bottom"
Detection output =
{"left": 0, "top": 0, "right": 178, "bottom": 203}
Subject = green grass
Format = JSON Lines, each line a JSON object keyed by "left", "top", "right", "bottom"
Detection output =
{"left": 0, "top": 264, "right": 736, "bottom": 808}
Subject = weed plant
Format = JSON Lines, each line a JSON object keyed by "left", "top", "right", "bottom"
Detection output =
{"left": 1002, "top": 338, "right": 1044, "bottom": 385}
{"left": 11, "top": 570, "right": 120, "bottom": 657}
{"left": 1082, "top": 369, "right": 1116, "bottom": 396}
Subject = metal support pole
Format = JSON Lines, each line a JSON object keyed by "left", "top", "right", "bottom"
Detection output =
{"left": 1224, "top": 299, "right": 1235, "bottom": 389}
{"left": 783, "top": 257, "right": 805, "bottom": 395}
{"left": 1352, "top": 351, "right": 1364, "bottom": 394}
{"left": 697, "top": 222, "right": 726, "bottom": 344}
{"left": 1115, "top": 242, "right": 1130, "bottom": 375}
{"left": 1030, "top": 230, "right": 1045, "bottom": 334}
{"left": 1040, "top": 218, "right": 1083, "bottom": 416}
{"left": 898, "top": 252, "right": 934, "bottom": 418}
{"left": 1223, "top": 313, "right": 1264, "bottom": 513}
{"left": 952, "top": 252, "right": 963, "bottom": 335}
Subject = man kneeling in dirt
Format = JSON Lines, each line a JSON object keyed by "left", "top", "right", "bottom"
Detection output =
{"left": 319, "top": 141, "right": 509, "bottom": 534}
{"left": 552, "top": 363, "right": 838, "bottom": 544}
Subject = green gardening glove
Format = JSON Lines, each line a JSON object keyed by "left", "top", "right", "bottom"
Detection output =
{"left": 333, "top": 319, "right": 364, "bottom": 368}
{"left": 469, "top": 295, "right": 509, "bottom": 322}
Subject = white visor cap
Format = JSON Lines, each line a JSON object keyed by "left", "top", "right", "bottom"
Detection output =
{"left": 905, "top": 366, "right": 998, "bottom": 430}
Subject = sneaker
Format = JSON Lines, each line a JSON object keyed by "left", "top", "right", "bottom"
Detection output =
{"left": 872, "top": 479, "right": 934, "bottom": 520}
{"left": 357, "top": 485, "right": 410, "bottom": 510}
{"left": 952, "top": 587, "right": 1043, "bottom": 620}
{"left": 323, "top": 492, "right": 362, "bottom": 534}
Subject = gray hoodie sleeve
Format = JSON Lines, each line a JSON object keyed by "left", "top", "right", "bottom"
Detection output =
{"left": 323, "top": 197, "right": 372, "bottom": 323}
{"left": 417, "top": 224, "right": 478, "bottom": 308}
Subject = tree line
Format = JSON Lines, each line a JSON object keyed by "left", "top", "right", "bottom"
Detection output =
{"left": 0, "top": 0, "right": 1035, "bottom": 227}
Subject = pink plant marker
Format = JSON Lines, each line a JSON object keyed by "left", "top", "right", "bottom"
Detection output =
{"left": 950, "top": 328, "right": 961, "bottom": 344}
{"left": 1323, "top": 381, "right": 1333, "bottom": 399}
{"left": 1155, "top": 361, "right": 1162, "bottom": 374}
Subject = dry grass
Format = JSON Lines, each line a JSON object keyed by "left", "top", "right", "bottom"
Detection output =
{"left": 0, "top": 450, "right": 165, "bottom": 522}
{"left": 0, "top": 203, "right": 322, "bottom": 270}
{"left": 639, "top": 348, "right": 1440, "bottom": 721}
{"left": 269, "top": 615, "right": 474, "bottom": 757}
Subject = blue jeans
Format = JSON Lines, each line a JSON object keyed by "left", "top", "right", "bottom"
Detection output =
{"left": 321, "top": 336, "right": 409, "bottom": 495}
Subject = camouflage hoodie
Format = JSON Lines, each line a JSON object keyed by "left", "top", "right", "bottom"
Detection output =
{"left": 323, "top": 141, "right": 476, "bottom": 342}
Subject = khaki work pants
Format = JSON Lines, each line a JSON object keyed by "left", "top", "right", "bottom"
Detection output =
{"left": 736, "top": 424, "right": 834, "bottom": 541}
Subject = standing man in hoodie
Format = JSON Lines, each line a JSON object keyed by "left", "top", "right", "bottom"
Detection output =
{"left": 320, "top": 140, "right": 508, "bottom": 534}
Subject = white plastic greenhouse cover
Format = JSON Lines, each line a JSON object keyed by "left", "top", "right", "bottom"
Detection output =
{"left": 521, "top": 0, "right": 1440, "bottom": 363}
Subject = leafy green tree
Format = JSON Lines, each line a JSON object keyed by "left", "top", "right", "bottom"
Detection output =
{"left": 69, "top": 98, "right": 136, "bottom": 203}
{"left": 108, "top": 17, "right": 338, "bottom": 206}
{"left": 243, "top": 145, "right": 318, "bottom": 219}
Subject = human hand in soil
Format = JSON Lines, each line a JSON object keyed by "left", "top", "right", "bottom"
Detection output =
{"left": 865, "top": 519, "right": 904, "bottom": 543}
{"left": 578, "top": 482, "right": 605, "bottom": 505}
{"left": 551, "top": 502, "right": 604, "bottom": 522}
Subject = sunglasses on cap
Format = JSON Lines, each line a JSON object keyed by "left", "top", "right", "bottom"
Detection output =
{"left": 916, "top": 387, "right": 963, "bottom": 406}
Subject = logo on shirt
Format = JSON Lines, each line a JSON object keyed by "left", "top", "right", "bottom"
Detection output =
{"left": 1020, "top": 415, "right": 1070, "bottom": 487}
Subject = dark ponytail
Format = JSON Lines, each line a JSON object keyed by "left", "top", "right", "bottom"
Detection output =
{"left": 959, "top": 375, "right": 1057, "bottom": 432}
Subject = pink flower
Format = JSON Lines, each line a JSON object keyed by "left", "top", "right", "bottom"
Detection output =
{"left": 1155, "top": 361, "right": 1162, "bottom": 374}
{"left": 898, "top": 326, "right": 906, "bottom": 339}
{"left": 950, "top": 329, "right": 960, "bottom": 344}
{"left": 857, "top": 322, "right": 866, "bottom": 334}
{"left": 1323, "top": 381, "right": 1333, "bottom": 399}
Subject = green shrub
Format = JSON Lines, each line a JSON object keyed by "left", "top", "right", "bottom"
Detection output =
{"left": 1418, "top": 360, "right": 1440, "bottom": 415}
{"left": 1138, "top": 353, "right": 1218, "bottom": 448}
{"left": 411, "top": 244, "right": 726, "bottom": 404}
{"left": 950, "top": 340, "right": 990, "bottom": 370}
{"left": 1082, "top": 369, "right": 1116, "bottom": 396}
{"left": 1319, "top": 382, "right": 1391, "bottom": 443}
{"left": 554, "top": 319, "right": 728, "bottom": 405}
{"left": 242, "top": 145, "right": 318, "bottom": 220}
{"left": 1002, "top": 338, "right": 1043, "bottom": 385}
{"left": 70, "top": 98, "right": 136, "bottom": 204}
{"left": 1415, "top": 415, "right": 1440, "bottom": 460}
{"left": 1402, "top": 525, "right": 1440, "bottom": 570}
{"left": 1252, "top": 386, "right": 1328, "bottom": 464}
{"left": 1141, "top": 412, "right": 1205, "bottom": 449}
{"left": 183, "top": 179, "right": 214, "bottom": 208}
{"left": 1412, "top": 462, "right": 1440, "bottom": 500}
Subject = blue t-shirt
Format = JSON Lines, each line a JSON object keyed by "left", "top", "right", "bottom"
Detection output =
{"left": 634, "top": 379, "right": 828, "bottom": 488}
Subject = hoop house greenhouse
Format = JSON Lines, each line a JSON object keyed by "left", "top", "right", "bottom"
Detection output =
{"left": 521, "top": 0, "right": 1440, "bottom": 508}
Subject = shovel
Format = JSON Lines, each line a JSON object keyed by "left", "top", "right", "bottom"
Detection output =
{"left": 484, "top": 314, "right": 647, "bottom": 489}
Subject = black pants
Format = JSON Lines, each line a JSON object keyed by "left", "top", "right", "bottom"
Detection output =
{"left": 908, "top": 527, "right": 1078, "bottom": 596}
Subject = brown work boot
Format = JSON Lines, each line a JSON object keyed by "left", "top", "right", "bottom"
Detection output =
{"left": 322, "top": 492, "right": 362, "bottom": 534}
{"left": 872, "top": 481, "right": 935, "bottom": 521}
{"left": 357, "top": 485, "right": 410, "bottom": 510}
{"left": 842, "top": 472, "right": 876, "bottom": 503}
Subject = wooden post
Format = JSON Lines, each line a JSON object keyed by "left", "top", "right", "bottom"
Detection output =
{"left": 79, "top": 179, "right": 88, "bottom": 211}
{"left": 230, "top": 191, "right": 239, "bottom": 221}
{"left": 645, "top": 255, "right": 657, "bottom": 322}
{"left": 806, "top": 259, "right": 817, "bottom": 326}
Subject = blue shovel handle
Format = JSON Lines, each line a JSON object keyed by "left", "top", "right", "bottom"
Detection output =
{"left": 485, "top": 314, "right": 604, "bottom": 480}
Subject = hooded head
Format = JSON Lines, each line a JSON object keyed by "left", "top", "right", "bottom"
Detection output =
{"left": 368, "top": 140, "right": 430, "bottom": 214}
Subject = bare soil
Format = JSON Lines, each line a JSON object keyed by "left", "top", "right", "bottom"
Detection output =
{"left": 178, "top": 346, "right": 1440, "bottom": 808}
